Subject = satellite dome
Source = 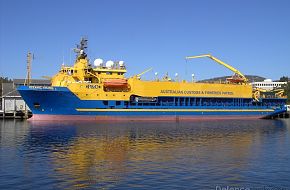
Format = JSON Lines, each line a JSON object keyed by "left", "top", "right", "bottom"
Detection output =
{"left": 106, "top": 60, "right": 114, "bottom": 68}
{"left": 119, "top": 61, "right": 125, "bottom": 67}
{"left": 94, "top": 58, "right": 103, "bottom": 67}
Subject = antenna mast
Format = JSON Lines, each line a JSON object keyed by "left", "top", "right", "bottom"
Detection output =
{"left": 73, "top": 37, "right": 88, "bottom": 60}
{"left": 24, "top": 52, "right": 33, "bottom": 86}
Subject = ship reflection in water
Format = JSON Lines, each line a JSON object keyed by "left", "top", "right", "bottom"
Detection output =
{"left": 1, "top": 119, "right": 290, "bottom": 189}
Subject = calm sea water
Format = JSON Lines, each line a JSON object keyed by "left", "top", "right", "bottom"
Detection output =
{"left": 0, "top": 119, "right": 290, "bottom": 190}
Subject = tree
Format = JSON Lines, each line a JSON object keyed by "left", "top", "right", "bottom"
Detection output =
{"left": 279, "top": 76, "right": 289, "bottom": 82}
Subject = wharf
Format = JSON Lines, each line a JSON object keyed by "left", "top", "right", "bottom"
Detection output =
{"left": 0, "top": 110, "right": 32, "bottom": 119}
{"left": 1, "top": 78, "right": 50, "bottom": 120}
{"left": 263, "top": 108, "right": 289, "bottom": 119}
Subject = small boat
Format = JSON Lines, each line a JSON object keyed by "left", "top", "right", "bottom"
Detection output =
{"left": 103, "top": 79, "right": 128, "bottom": 87}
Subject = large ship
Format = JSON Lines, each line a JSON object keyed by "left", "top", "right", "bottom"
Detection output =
{"left": 18, "top": 38, "right": 287, "bottom": 120}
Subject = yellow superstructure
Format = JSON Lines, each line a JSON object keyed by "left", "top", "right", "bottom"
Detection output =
{"left": 50, "top": 56, "right": 253, "bottom": 101}
{"left": 48, "top": 38, "right": 285, "bottom": 102}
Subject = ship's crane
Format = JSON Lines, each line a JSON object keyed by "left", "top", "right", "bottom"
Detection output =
{"left": 252, "top": 87, "right": 285, "bottom": 102}
{"left": 273, "top": 88, "right": 285, "bottom": 98}
{"left": 185, "top": 54, "right": 248, "bottom": 84}
{"left": 134, "top": 68, "right": 153, "bottom": 79}
{"left": 253, "top": 88, "right": 267, "bottom": 102}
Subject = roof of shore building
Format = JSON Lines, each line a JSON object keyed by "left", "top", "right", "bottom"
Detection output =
{"left": 1, "top": 79, "right": 51, "bottom": 97}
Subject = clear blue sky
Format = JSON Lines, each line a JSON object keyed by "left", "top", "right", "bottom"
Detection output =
{"left": 0, "top": 0, "right": 289, "bottom": 81}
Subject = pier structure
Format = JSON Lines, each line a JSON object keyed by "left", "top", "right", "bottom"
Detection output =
{"left": 0, "top": 79, "right": 50, "bottom": 119}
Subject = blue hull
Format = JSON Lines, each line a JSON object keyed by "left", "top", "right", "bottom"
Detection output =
{"left": 17, "top": 86, "right": 287, "bottom": 119}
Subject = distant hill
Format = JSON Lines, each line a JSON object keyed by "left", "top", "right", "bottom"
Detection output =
{"left": 198, "top": 75, "right": 266, "bottom": 83}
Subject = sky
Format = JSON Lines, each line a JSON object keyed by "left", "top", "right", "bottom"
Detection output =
{"left": 0, "top": 0, "right": 289, "bottom": 82}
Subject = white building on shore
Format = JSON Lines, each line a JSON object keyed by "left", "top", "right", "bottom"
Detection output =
{"left": 251, "top": 79, "right": 287, "bottom": 90}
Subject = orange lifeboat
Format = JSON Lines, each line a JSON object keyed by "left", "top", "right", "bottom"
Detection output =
{"left": 103, "top": 79, "right": 128, "bottom": 87}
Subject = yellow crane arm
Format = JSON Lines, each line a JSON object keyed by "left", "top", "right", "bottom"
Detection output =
{"left": 136, "top": 67, "right": 153, "bottom": 77}
{"left": 185, "top": 54, "right": 248, "bottom": 83}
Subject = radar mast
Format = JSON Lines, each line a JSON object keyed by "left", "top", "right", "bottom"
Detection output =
{"left": 73, "top": 37, "right": 88, "bottom": 60}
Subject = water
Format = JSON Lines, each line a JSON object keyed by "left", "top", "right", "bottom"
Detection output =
{"left": 1, "top": 119, "right": 290, "bottom": 190}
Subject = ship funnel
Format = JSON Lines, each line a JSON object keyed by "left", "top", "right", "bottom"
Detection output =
{"left": 94, "top": 58, "right": 103, "bottom": 67}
